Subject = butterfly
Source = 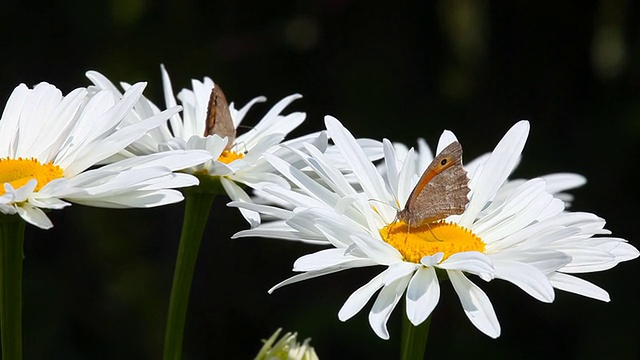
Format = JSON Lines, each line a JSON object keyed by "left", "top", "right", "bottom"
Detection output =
{"left": 204, "top": 84, "right": 235, "bottom": 150}
{"left": 396, "top": 141, "right": 470, "bottom": 228}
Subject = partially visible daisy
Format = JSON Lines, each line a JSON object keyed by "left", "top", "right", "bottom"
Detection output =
{"left": 0, "top": 82, "right": 212, "bottom": 229}
{"left": 232, "top": 117, "right": 638, "bottom": 339}
{"left": 86, "top": 66, "right": 324, "bottom": 226}
{"left": 254, "top": 328, "right": 319, "bottom": 360}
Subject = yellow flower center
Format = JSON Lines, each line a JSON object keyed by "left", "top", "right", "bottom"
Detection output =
{"left": 0, "top": 157, "right": 64, "bottom": 195}
{"left": 217, "top": 150, "right": 244, "bottom": 164}
{"left": 380, "top": 220, "right": 485, "bottom": 263}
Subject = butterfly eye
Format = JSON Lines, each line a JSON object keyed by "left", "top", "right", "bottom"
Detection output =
{"left": 440, "top": 159, "right": 447, "bottom": 166}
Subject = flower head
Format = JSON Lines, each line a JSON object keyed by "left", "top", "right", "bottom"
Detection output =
{"left": 254, "top": 328, "right": 319, "bottom": 360}
{"left": 232, "top": 117, "right": 638, "bottom": 339}
{"left": 86, "top": 66, "right": 323, "bottom": 227}
{"left": 0, "top": 82, "right": 211, "bottom": 229}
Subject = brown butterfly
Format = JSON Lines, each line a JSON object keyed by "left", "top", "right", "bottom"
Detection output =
{"left": 396, "top": 141, "right": 470, "bottom": 228}
{"left": 205, "top": 84, "right": 236, "bottom": 150}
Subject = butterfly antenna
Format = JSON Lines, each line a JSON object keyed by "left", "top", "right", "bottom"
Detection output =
{"left": 367, "top": 198, "right": 398, "bottom": 228}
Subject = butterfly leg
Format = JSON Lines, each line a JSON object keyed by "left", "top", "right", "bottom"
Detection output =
{"left": 426, "top": 222, "right": 443, "bottom": 241}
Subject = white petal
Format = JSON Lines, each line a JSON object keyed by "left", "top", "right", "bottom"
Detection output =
{"left": 460, "top": 121, "right": 530, "bottom": 227}
{"left": 437, "top": 252, "right": 494, "bottom": 277}
{"left": 549, "top": 272, "right": 610, "bottom": 302}
{"left": 397, "top": 149, "right": 417, "bottom": 210}
{"left": 449, "top": 270, "right": 501, "bottom": 338}
{"left": 488, "top": 249, "right": 571, "bottom": 274}
{"left": 611, "top": 241, "right": 640, "bottom": 262}
{"left": 264, "top": 153, "right": 340, "bottom": 207}
{"left": 68, "top": 189, "right": 186, "bottom": 208}
{"left": 29, "top": 195, "right": 71, "bottom": 210}
{"left": 349, "top": 232, "right": 402, "bottom": 265}
{"left": 382, "top": 261, "right": 420, "bottom": 284}
{"left": 305, "top": 145, "right": 356, "bottom": 196}
{"left": 558, "top": 248, "right": 616, "bottom": 273}
{"left": 98, "top": 150, "right": 212, "bottom": 172}
{"left": 324, "top": 116, "right": 388, "bottom": 201}
{"left": 541, "top": 173, "right": 587, "bottom": 194}
{"left": 220, "top": 177, "right": 260, "bottom": 227}
{"left": 16, "top": 83, "right": 63, "bottom": 157}
{"left": 420, "top": 253, "right": 444, "bottom": 266}
{"left": 159, "top": 65, "right": 186, "bottom": 139}
{"left": 338, "top": 271, "right": 385, "bottom": 321}
{"left": 233, "top": 224, "right": 328, "bottom": 244}
{"left": 369, "top": 275, "right": 411, "bottom": 339}
{"left": 269, "top": 266, "right": 354, "bottom": 294}
{"left": 492, "top": 260, "right": 555, "bottom": 302}
{"left": 406, "top": 266, "right": 440, "bottom": 325}
{"left": 227, "top": 200, "right": 292, "bottom": 220}
{"left": 16, "top": 203, "right": 53, "bottom": 229}
{"left": 0, "top": 84, "right": 29, "bottom": 157}
{"left": 30, "top": 88, "right": 87, "bottom": 162}
{"left": 8, "top": 180, "right": 37, "bottom": 202}
{"left": 435, "top": 130, "right": 458, "bottom": 154}
{"left": 474, "top": 179, "right": 554, "bottom": 242}
{"left": 293, "top": 248, "right": 375, "bottom": 272}
{"left": 230, "top": 96, "right": 266, "bottom": 127}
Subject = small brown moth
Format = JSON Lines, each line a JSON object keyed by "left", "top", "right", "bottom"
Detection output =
{"left": 205, "top": 84, "right": 236, "bottom": 150}
{"left": 396, "top": 141, "right": 470, "bottom": 228}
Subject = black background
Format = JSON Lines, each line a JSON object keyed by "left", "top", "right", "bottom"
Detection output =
{"left": 2, "top": 1, "right": 639, "bottom": 358}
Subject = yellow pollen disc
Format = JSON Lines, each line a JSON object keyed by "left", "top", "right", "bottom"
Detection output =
{"left": 0, "top": 157, "right": 64, "bottom": 195}
{"left": 217, "top": 150, "right": 244, "bottom": 164}
{"left": 380, "top": 220, "right": 484, "bottom": 264}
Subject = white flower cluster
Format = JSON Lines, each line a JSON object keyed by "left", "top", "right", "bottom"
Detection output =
{"left": 0, "top": 67, "right": 636, "bottom": 342}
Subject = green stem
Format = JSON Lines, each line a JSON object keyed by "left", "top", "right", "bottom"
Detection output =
{"left": 0, "top": 215, "right": 25, "bottom": 360}
{"left": 163, "top": 189, "right": 216, "bottom": 360}
{"left": 400, "top": 312, "right": 431, "bottom": 360}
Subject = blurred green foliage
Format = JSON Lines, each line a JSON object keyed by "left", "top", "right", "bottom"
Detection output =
{"left": 2, "top": 0, "right": 640, "bottom": 358}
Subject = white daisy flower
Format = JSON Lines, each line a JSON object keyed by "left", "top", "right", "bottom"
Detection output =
{"left": 232, "top": 117, "right": 638, "bottom": 339}
{"left": 0, "top": 82, "right": 212, "bottom": 229}
{"left": 85, "top": 66, "right": 326, "bottom": 227}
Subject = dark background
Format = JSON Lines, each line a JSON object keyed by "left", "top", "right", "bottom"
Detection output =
{"left": 2, "top": 0, "right": 639, "bottom": 358}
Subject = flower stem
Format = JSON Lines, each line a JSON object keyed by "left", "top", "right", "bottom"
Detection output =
{"left": 0, "top": 215, "right": 25, "bottom": 360}
{"left": 400, "top": 312, "right": 431, "bottom": 360}
{"left": 163, "top": 189, "right": 215, "bottom": 360}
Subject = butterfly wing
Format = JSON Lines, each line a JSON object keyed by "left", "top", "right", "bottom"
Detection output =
{"left": 398, "top": 141, "right": 470, "bottom": 227}
{"left": 205, "top": 84, "right": 236, "bottom": 150}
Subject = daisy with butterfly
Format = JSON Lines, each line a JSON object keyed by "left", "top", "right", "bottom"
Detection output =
{"left": 86, "top": 66, "right": 316, "bottom": 227}
{"left": 232, "top": 116, "right": 638, "bottom": 350}
{"left": 84, "top": 66, "right": 322, "bottom": 359}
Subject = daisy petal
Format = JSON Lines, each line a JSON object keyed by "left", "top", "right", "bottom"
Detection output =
{"left": 221, "top": 177, "right": 260, "bottom": 227}
{"left": 449, "top": 270, "right": 501, "bottom": 338}
{"left": 325, "top": 116, "right": 388, "bottom": 200}
{"left": 406, "top": 266, "right": 440, "bottom": 325}
{"left": 549, "top": 272, "right": 610, "bottom": 302}
{"left": 492, "top": 260, "right": 555, "bottom": 302}
{"left": 438, "top": 252, "right": 494, "bottom": 277}
{"left": 16, "top": 203, "right": 53, "bottom": 229}
{"left": 369, "top": 275, "right": 411, "bottom": 339}
{"left": 339, "top": 272, "right": 385, "bottom": 322}
{"left": 460, "top": 121, "right": 530, "bottom": 227}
